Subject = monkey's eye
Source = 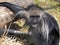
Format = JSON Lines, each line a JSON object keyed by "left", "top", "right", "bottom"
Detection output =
{"left": 30, "top": 15, "right": 40, "bottom": 18}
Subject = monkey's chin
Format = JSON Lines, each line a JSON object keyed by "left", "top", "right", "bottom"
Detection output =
{"left": 31, "top": 23, "right": 38, "bottom": 27}
{"left": 32, "top": 25, "right": 38, "bottom": 27}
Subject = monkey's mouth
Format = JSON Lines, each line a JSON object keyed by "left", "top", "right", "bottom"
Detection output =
{"left": 31, "top": 22, "right": 38, "bottom": 27}
{"left": 31, "top": 22, "right": 39, "bottom": 25}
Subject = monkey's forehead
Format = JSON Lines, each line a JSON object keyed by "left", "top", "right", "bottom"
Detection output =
{"left": 28, "top": 9, "right": 41, "bottom": 15}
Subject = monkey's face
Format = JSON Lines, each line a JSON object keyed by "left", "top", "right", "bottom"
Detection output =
{"left": 29, "top": 15, "right": 40, "bottom": 25}
{"left": 27, "top": 8, "right": 41, "bottom": 26}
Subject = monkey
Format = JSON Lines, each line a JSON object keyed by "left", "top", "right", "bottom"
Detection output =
{"left": 10, "top": 4, "right": 59, "bottom": 45}
{"left": 24, "top": 4, "right": 59, "bottom": 45}
{"left": 0, "top": 2, "right": 59, "bottom": 45}
{"left": 13, "top": 4, "right": 59, "bottom": 45}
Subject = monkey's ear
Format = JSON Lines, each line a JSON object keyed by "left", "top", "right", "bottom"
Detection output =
{"left": 0, "top": 2, "right": 25, "bottom": 13}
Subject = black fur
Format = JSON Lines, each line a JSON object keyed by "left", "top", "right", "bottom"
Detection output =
{"left": 0, "top": 2, "right": 25, "bottom": 13}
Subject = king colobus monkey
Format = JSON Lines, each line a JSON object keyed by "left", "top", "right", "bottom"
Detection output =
{"left": 13, "top": 4, "right": 59, "bottom": 45}
{"left": 25, "top": 4, "right": 59, "bottom": 45}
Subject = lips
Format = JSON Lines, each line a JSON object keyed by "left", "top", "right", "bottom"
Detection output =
{"left": 31, "top": 22, "right": 38, "bottom": 25}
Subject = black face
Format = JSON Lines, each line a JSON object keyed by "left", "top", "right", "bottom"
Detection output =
{"left": 26, "top": 5, "right": 42, "bottom": 26}
{"left": 29, "top": 15, "right": 40, "bottom": 25}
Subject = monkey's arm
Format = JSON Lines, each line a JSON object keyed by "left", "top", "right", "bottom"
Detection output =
{"left": 0, "top": 2, "right": 25, "bottom": 13}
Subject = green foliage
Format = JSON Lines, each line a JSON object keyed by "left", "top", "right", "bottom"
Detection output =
{"left": 34, "top": 0, "right": 40, "bottom": 6}
{"left": 34, "top": 0, "right": 60, "bottom": 6}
